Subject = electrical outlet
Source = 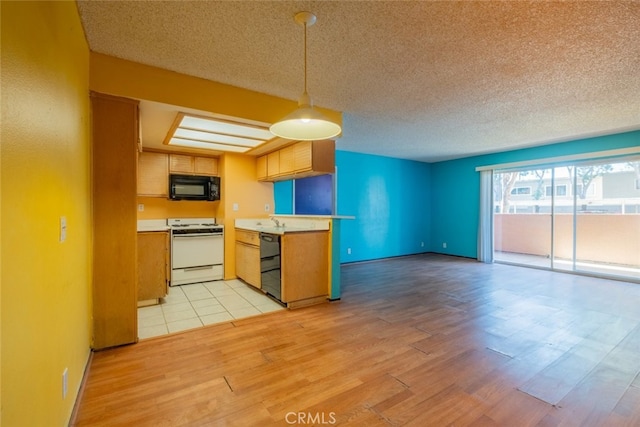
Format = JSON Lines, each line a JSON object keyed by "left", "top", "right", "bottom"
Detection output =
{"left": 62, "top": 368, "right": 68, "bottom": 399}
{"left": 421, "top": 241, "right": 424, "bottom": 247}
{"left": 138, "top": 203, "right": 144, "bottom": 212}
{"left": 443, "top": 242, "right": 447, "bottom": 249}
{"left": 233, "top": 203, "right": 239, "bottom": 211}
{"left": 347, "top": 248, "right": 352, "bottom": 255}
{"left": 264, "top": 203, "right": 270, "bottom": 212}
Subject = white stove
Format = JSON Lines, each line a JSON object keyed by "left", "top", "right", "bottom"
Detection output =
{"left": 167, "top": 218, "right": 222, "bottom": 232}
{"left": 167, "top": 218, "right": 224, "bottom": 286}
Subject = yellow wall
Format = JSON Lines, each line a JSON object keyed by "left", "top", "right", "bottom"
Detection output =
{"left": 1, "top": 1, "right": 92, "bottom": 425}
{"left": 89, "top": 53, "right": 342, "bottom": 127}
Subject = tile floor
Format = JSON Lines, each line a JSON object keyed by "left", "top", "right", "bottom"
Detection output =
{"left": 137, "top": 279, "right": 285, "bottom": 339}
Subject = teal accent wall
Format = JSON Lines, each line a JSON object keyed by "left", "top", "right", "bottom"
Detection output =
{"left": 274, "top": 150, "right": 432, "bottom": 263}
{"left": 337, "top": 151, "right": 432, "bottom": 262}
{"left": 430, "top": 155, "right": 481, "bottom": 258}
{"left": 273, "top": 179, "right": 293, "bottom": 214}
{"left": 430, "top": 130, "right": 640, "bottom": 258}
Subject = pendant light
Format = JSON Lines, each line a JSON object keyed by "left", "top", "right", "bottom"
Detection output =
{"left": 269, "top": 11, "right": 342, "bottom": 141}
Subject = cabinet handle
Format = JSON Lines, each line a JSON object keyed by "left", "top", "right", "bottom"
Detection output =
{"left": 236, "top": 241, "right": 259, "bottom": 248}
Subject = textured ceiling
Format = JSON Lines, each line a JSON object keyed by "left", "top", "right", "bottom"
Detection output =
{"left": 77, "top": 1, "right": 640, "bottom": 162}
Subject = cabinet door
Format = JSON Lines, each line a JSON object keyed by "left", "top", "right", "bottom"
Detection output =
{"left": 279, "top": 145, "right": 295, "bottom": 175}
{"left": 267, "top": 151, "right": 280, "bottom": 178}
{"left": 236, "top": 229, "right": 260, "bottom": 246}
{"left": 137, "top": 152, "right": 168, "bottom": 197}
{"left": 137, "top": 232, "right": 169, "bottom": 300}
{"left": 256, "top": 155, "right": 267, "bottom": 180}
{"left": 293, "top": 141, "right": 313, "bottom": 172}
{"left": 91, "top": 92, "right": 138, "bottom": 349}
{"left": 194, "top": 156, "right": 218, "bottom": 176}
{"left": 235, "top": 241, "right": 261, "bottom": 288}
{"left": 169, "top": 154, "right": 194, "bottom": 174}
{"left": 281, "top": 232, "right": 329, "bottom": 302}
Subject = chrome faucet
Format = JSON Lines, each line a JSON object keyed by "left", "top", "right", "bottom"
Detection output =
{"left": 271, "top": 217, "right": 280, "bottom": 227}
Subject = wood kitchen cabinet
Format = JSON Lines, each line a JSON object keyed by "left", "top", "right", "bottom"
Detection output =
{"left": 281, "top": 231, "right": 329, "bottom": 306}
{"left": 91, "top": 92, "right": 138, "bottom": 349}
{"left": 278, "top": 144, "right": 295, "bottom": 175}
{"left": 169, "top": 153, "right": 219, "bottom": 176}
{"left": 234, "top": 227, "right": 330, "bottom": 308}
{"left": 266, "top": 151, "right": 280, "bottom": 178}
{"left": 137, "top": 151, "right": 169, "bottom": 197}
{"left": 137, "top": 231, "right": 169, "bottom": 304}
{"left": 257, "top": 140, "right": 335, "bottom": 182}
{"left": 138, "top": 152, "right": 218, "bottom": 197}
{"left": 256, "top": 155, "right": 268, "bottom": 180}
{"left": 235, "top": 229, "right": 261, "bottom": 289}
{"left": 293, "top": 141, "right": 316, "bottom": 171}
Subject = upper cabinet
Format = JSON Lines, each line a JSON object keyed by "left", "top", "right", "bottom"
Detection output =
{"left": 138, "top": 152, "right": 169, "bottom": 197}
{"left": 169, "top": 154, "right": 193, "bottom": 174}
{"left": 169, "top": 154, "right": 218, "bottom": 176}
{"left": 137, "top": 152, "right": 219, "bottom": 197}
{"left": 256, "top": 155, "right": 268, "bottom": 181}
{"left": 257, "top": 140, "right": 335, "bottom": 182}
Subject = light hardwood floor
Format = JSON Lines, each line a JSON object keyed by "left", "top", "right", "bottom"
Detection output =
{"left": 73, "top": 254, "right": 640, "bottom": 426}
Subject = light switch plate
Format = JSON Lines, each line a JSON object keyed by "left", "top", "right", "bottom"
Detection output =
{"left": 62, "top": 367, "right": 68, "bottom": 399}
{"left": 233, "top": 203, "right": 239, "bottom": 211}
{"left": 60, "top": 216, "right": 67, "bottom": 242}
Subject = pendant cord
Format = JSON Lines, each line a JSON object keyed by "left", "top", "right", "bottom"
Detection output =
{"left": 303, "top": 21, "right": 308, "bottom": 95}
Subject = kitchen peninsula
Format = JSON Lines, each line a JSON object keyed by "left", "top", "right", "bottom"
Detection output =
{"left": 235, "top": 215, "right": 348, "bottom": 308}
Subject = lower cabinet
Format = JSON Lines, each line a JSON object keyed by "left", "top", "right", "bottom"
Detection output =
{"left": 137, "top": 231, "right": 169, "bottom": 304}
{"left": 234, "top": 227, "right": 330, "bottom": 308}
{"left": 281, "top": 231, "right": 329, "bottom": 306}
{"left": 235, "top": 229, "right": 261, "bottom": 289}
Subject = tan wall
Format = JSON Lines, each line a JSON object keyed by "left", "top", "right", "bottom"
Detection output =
{"left": 495, "top": 214, "right": 640, "bottom": 266}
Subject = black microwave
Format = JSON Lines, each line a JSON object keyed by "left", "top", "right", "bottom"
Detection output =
{"left": 169, "top": 174, "right": 220, "bottom": 201}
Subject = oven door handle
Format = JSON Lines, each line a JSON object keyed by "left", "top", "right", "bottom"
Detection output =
{"left": 182, "top": 265, "right": 214, "bottom": 271}
{"left": 172, "top": 233, "right": 223, "bottom": 238}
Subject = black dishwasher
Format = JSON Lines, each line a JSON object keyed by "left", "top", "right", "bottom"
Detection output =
{"left": 259, "top": 233, "right": 282, "bottom": 301}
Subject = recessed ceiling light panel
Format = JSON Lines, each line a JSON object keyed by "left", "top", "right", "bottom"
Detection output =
{"left": 165, "top": 113, "right": 273, "bottom": 153}
{"left": 168, "top": 138, "right": 251, "bottom": 153}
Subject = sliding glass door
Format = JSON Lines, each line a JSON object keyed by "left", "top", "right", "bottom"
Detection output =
{"left": 551, "top": 165, "right": 575, "bottom": 273}
{"left": 494, "top": 168, "right": 553, "bottom": 269}
{"left": 572, "top": 161, "right": 640, "bottom": 279}
{"left": 493, "top": 158, "right": 640, "bottom": 281}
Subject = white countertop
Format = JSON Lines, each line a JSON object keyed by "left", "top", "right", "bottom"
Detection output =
{"left": 137, "top": 219, "right": 170, "bottom": 232}
{"left": 234, "top": 224, "right": 319, "bottom": 235}
{"left": 235, "top": 217, "right": 330, "bottom": 235}
{"left": 268, "top": 214, "right": 355, "bottom": 220}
